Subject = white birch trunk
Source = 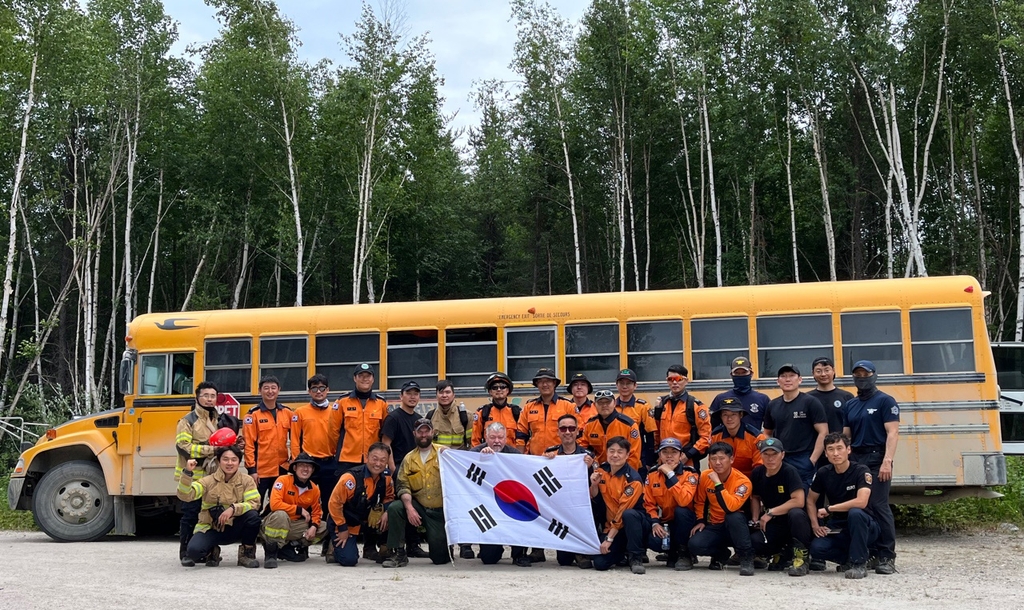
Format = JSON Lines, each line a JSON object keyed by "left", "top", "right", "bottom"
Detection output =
{"left": 181, "top": 238, "right": 211, "bottom": 312}
{"left": 123, "top": 88, "right": 141, "bottom": 334}
{"left": 784, "top": 92, "right": 799, "bottom": 282}
{"left": 280, "top": 97, "right": 304, "bottom": 306}
{"left": 146, "top": 169, "right": 164, "bottom": 314}
{"left": 701, "top": 85, "right": 723, "bottom": 287}
{"left": 552, "top": 89, "right": 583, "bottom": 294}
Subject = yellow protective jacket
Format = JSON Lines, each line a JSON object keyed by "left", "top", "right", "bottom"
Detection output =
{"left": 394, "top": 444, "right": 443, "bottom": 509}
{"left": 176, "top": 468, "right": 261, "bottom": 534}
{"left": 175, "top": 404, "right": 245, "bottom": 480}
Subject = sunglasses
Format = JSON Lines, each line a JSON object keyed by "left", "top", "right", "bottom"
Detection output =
{"left": 558, "top": 426, "right": 578, "bottom": 433}
{"left": 309, "top": 386, "right": 328, "bottom": 392}
{"left": 490, "top": 384, "right": 509, "bottom": 390}
{"left": 666, "top": 375, "right": 686, "bottom": 382}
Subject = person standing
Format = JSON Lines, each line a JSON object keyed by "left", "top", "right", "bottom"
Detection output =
{"left": 333, "top": 363, "right": 389, "bottom": 473}
{"left": 653, "top": 365, "right": 711, "bottom": 469}
{"left": 426, "top": 380, "right": 470, "bottom": 449}
{"left": 243, "top": 375, "right": 293, "bottom": 503}
{"left": 614, "top": 369, "right": 658, "bottom": 467}
{"left": 762, "top": 364, "right": 828, "bottom": 490}
{"left": 566, "top": 373, "right": 596, "bottom": 423}
{"left": 842, "top": 360, "right": 899, "bottom": 575}
{"left": 381, "top": 381, "right": 424, "bottom": 472}
{"left": 290, "top": 374, "right": 341, "bottom": 524}
{"left": 472, "top": 372, "right": 521, "bottom": 448}
{"left": 807, "top": 357, "right": 854, "bottom": 435}
{"left": 710, "top": 357, "right": 771, "bottom": 430}
{"left": 518, "top": 368, "right": 578, "bottom": 456}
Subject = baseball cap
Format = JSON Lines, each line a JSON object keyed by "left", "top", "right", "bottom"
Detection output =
{"left": 353, "top": 363, "right": 375, "bottom": 377}
{"left": 852, "top": 360, "right": 876, "bottom": 373}
{"left": 401, "top": 380, "right": 421, "bottom": 392}
{"left": 811, "top": 356, "right": 834, "bottom": 369}
{"left": 616, "top": 369, "right": 637, "bottom": 382}
{"left": 657, "top": 438, "right": 684, "bottom": 452}
{"left": 777, "top": 363, "right": 801, "bottom": 376}
{"left": 757, "top": 437, "right": 785, "bottom": 453}
{"left": 718, "top": 397, "right": 746, "bottom": 413}
{"left": 594, "top": 389, "right": 615, "bottom": 402}
{"left": 730, "top": 357, "right": 752, "bottom": 374}
{"left": 413, "top": 417, "right": 433, "bottom": 431}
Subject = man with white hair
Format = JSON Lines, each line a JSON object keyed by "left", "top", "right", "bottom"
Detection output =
{"left": 469, "top": 422, "right": 530, "bottom": 566}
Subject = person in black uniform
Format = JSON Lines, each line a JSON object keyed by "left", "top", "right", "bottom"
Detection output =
{"left": 807, "top": 357, "right": 854, "bottom": 436}
{"left": 842, "top": 359, "right": 900, "bottom": 575}
{"left": 805, "top": 432, "right": 879, "bottom": 580}
{"left": 762, "top": 364, "right": 828, "bottom": 490}
{"left": 749, "top": 438, "right": 813, "bottom": 576}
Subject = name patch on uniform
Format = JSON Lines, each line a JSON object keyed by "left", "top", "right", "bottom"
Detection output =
{"left": 345, "top": 479, "right": 356, "bottom": 490}
{"left": 286, "top": 490, "right": 296, "bottom": 496}
{"left": 590, "top": 434, "right": 600, "bottom": 439}
{"left": 273, "top": 481, "right": 283, "bottom": 490}
{"left": 346, "top": 407, "right": 357, "bottom": 412}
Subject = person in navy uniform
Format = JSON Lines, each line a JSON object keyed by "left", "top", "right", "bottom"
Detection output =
{"left": 710, "top": 357, "right": 771, "bottom": 430}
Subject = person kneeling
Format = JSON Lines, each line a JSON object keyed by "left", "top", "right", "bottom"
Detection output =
{"left": 177, "top": 447, "right": 262, "bottom": 568}
{"left": 327, "top": 442, "right": 395, "bottom": 566}
{"left": 261, "top": 453, "right": 328, "bottom": 568}
{"left": 687, "top": 442, "right": 755, "bottom": 575}
{"left": 590, "top": 436, "right": 647, "bottom": 575}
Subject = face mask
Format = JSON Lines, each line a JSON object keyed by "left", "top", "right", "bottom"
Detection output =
{"left": 854, "top": 374, "right": 877, "bottom": 394}
{"left": 732, "top": 374, "right": 752, "bottom": 393}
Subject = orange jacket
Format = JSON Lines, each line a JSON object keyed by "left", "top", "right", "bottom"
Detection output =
{"left": 328, "top": 466, "right": 395, "bottom": 536}
{"left": 643, "top": 465, "right": 699, "bottom": 521}
{"left": 471, "top": 402, "right": 521, "bottom": 447}
{"left": 516, "top": 395, "right": 578, "bottom": 455}
{"left": 615, "top": 397, "right": 657, "bottom": 436}
{"left": 595, "top": 463, "right": 645, "bottom": 532}
{"left": 334, "top": 392, "right": 388, "bottom": 464}
{"left": 710, "top": 424, "right": 766, "bottom": 478}
{"left": 290, "top": 403, "right": 338, "bottom": 459}
{"left": 694, "top": 468, "right": 752, "bottom": 525}
{"left": 243, "top": 403, "right": 293, "bottom": 479}
{"left": 269, "top": 473, "right": 322, "bottom": 527}
{"left": 575, "top": 399, "right": 597, "bottom": 424}
{"left": 654, "top": 393, "right": 712, "bottom": 465}
{"left": 579, "top": 412, "right": 641, "bottom": 470}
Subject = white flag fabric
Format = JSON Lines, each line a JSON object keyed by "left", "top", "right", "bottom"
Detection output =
{"left": 440, "top": 450, "right": 601, "bottom": 555}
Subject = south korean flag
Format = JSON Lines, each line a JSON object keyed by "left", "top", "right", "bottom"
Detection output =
{"left": 440, "top": 451, "right": 601, "bottom": 555}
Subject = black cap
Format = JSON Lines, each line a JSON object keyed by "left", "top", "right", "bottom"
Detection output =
{"left": 353, "top": 363, "right": 375, "bottom": 377}
{"left": 401, "top": 380, "right": 421, "bottom": 393}
{"left": 616, "top": 368, "right": 637, "bottom": 382}
{"left": 718, "top": 397, "right": 746, "bottom": 413}
{"left": 566, "top": 373, "right": 593, "bottom": 394}
{"left": 777, "top": 363, "right": 801, "bottom": 376}
{"left": 730, "top": 357, "right": 752, "bottom": 374}
{"left": 757, "top": 438, "right": 785, "bottom": 453}
{"left": 289, "top": 452, "right": 321, "bottom": 474}
{"left": 414, "top": 417, "right": 433, "bottom": 431}
{"left": 532, "top": 368, "right": 561, "bottom": 386}
{"left": 811, "top": 356, "right": 834, "bottom": 369}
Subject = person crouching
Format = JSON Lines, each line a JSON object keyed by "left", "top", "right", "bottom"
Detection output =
{"left": 260, "top": 453, "right": 328, "bottom": 568}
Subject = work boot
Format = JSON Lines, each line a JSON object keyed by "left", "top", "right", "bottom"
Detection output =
{"left": 727, "top": 552, "right": 740, "bottom": 566}
{"left": 788, "top": 546, "right": 809, "bottom": 577}
{"left": 655, "top": 553, "right": 670, "bottom": 562}
{"left": 809, "top": 558, "right": 826, "bottom": 571}
{"left": 629, "top": 556, "right": 646, "bottom": 575}
{"left": 875, "top": 557, "right": 897, "bottom": 575}
{"left": 376, "top": 544, "right": 389, "bottom": 564}
{"left": 514, "top": 555, "right": 532, "bottom": 567}
{"left": 362, "top": 542, "right": 380, "bottom": 562}
{"left": 674, "top": 554, "right": 693, "bottom": 571}
{"left": 576, "top": 555, "right": 593, "bottom": 569}
{"left": 708, "top": 559, "right": 724, "bottom": 571}
{"left": 753, "top": 556, "right": 769, "bottom": 569}
{"left": 528, "top": 548, "right": 546, "bottom": 563}
{"left": 279, "top": 541, "right": 305, "bottom": 562}
{"left": 382, "top": 549, "right": 409, "bottom": 568}
{"left": 324, "top": 542, "right": 337, "bottom": 564}
{"left": 237, "top": 544, "right": 260, "bottom": 568}
{"left": 665, "top": 552, "right": 679, "bottom": 569}
{"left": 406, "top": 544, "right": 429, "bottom": 559}
{"left": 836, "top": 562, "right": 852, "bottom": 573}
{"left": 866, "top": 556, "right": 879, "bottom": 569}
{"left": 205, "top": 545, "right": 222, "bottom": 567}
{"left": 459, "top": 544, "right": 475, "bottom": 560}
{"left": 179, "top": 541, "right": 195, "bottom": 567}
{"left": 767, "top": 553, "right": 786, "bottom": 571}
{"left": 845, "top": 563, "right": 868, "bottom": 580}
{"left": 739, "top": 557, "right": 755, "bottom": 576}
{"left": 263, "top": 543, "right": 279, "bottom": 569}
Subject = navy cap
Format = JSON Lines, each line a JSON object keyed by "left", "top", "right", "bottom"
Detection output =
{"left": 777, "top": 363, "right": 801, "bottom": 376}
{"left": 616, "top": 369, "right": 637, "bottom": 382}
{"left": 566, "top": 372, "right": 593, "bottom": 394}
{"left": 718, "top": 397, "right": 746, "bottom": 413}
{"left": 353, "top": 363, "right": 375, "bottom": 377}
{"left": 657, "top": 438, "right": 684, "bottom": 452}
{"left": 532, "top": 368, "right": 561, "bottom": 386}
{"left": 852, "top": 360, "right": 876, "bottom": 373}
{"left": 401, "top": 380, "right": 421, "bottom": 392}
{"left": 812, "top": 356, "right": 834, "bottom": 369}
{"left": 757, "top": 437, "right": 785, "bottom": 453}
{"left": 731, "top": 357, "right": 752, "bottom": 373}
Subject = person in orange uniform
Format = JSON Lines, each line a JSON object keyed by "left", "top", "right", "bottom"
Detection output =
{"left": 589, "top": 436, "right": 647, "bottom": 574}
{"left": 566, "top": 373, "right": 596, "bottom": 423}
{"left": 517, "top": 368, "right": 578, "bottom": 455}
{"left": 290, "top": 374, "right": 341, "bottom": 519}
{"left": 614, "top": 369, "right": 659, "bottom": 467}
{"left": 643, "top": 438, "right": 700, "bottom": 570}
{"left": 244, "top": 375, "right": 293, "bottom": 503}
{"left": 327, "top": 442, "right": 395, "bottom": 566}
{"left": 260, "top": 453, "right": 328, "bottom": 568}
{"left": 653, "top": 364, "right": 711, "bottom": 469}
{"left": 471, "top": 372, "right": 520, "bottom": 448}
{"left": 334, "top": 363, "right": 389, "bottom": 473}
{"left": 580, "top": 390, "right": 641, "bottom": 469}
{"left": 710, "top": 397, "right": 766, "bottom": 478}
{"left": 687, "top": 442, "right": 755, "bottom": 575}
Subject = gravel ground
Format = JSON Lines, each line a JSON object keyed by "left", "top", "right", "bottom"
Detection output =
{"left": 0, "top": 531, "right": 1020, "bottom": 609}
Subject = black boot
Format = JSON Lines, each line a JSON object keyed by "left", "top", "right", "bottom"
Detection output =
{"left": 179, "top": 541, "right": 195, "bottom": 567}
{"left": 263, "top": 543, "right": 279, "bottom": 569}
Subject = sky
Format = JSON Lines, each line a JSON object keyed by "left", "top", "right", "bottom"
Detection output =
{"left": 166, "top": 0, "right": 591, "bottom": 140}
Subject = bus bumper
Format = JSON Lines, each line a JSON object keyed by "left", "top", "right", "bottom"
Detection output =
{"left": 962, "top": 452, "right": 1007, "bottom": 486}
{"left": 8, "top": 476, "right": 24, "bottom": 511}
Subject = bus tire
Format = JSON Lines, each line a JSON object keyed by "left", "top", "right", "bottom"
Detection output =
{"left": 32, "top": 461, "right": 114, "bottom": 542}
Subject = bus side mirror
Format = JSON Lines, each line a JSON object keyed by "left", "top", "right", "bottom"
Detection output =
{"left": 119, "top": 350, "right": 136, "bottom": 396}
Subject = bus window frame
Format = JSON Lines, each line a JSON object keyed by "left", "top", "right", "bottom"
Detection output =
{"left": 314, "top": 330, "right": 381, "bottom": 388}
{"left": 203, "top": 336, "right": 253, "bottom": 395}
{"left": 258, "top": 334, "right": 309, "bottom": 393}
{"left": 624, "top": 318, "right": 684, "bottom": 384}
{"left": 839, "top": 309, "right": 904, "bottom": 375}
{"left": 908, "top": 306, "right": 976, "bottom": 374}
{"left": 137, "top": 351, "right": 195, "bottom": 396}
{"left": 755, "top": 312, "right": 834, "bottom": 378}
{"left": 564, "top": 321, "right": 621, "bottom": 385}
{"left": 688, "top": 315, "right": 750, "bottom": 381}
{"left": 444, "top": 326, "right": 498, "bottom": 389}
{"left": 386, "top": 328, "right": 439, "bottom": 390}
{"left": 504, "top": 324, "right": 559, "bottom": 386}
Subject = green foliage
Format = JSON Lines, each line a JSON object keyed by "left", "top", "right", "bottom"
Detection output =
{"left": 895, "top": 457, "right": 1024, "bottom": 530}
{"left": 0, "top": 475, "right": 36, "bottom": 531}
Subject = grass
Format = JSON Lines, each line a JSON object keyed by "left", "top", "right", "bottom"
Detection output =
{"left": 894, "top": 456, "right": 1024, "bottom": 530}
{"left": 0, "top": 474, "right": 37, "bottom": 531}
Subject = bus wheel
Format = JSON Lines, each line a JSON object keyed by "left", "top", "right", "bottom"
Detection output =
{"left": 33, "top": 461, "right": 114, "bottom": 542}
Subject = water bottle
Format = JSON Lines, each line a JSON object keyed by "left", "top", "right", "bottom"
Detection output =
{"left": 661, "top": 524, "right": 670, "bottom": 551}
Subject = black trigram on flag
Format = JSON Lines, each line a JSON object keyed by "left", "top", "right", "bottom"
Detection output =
{"left": 533, "top": 466, "right": 562, "bottom": 497}
{"left": 548, "top": 518, "right": 569, "bottom": 540}
{"left": 466, "top": 463, "right": 486, "bottom": 486}
{"left": 469, "top": 504, "right": 497, "bottom": 533}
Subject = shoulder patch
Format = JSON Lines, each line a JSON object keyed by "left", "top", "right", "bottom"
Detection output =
{"left": 698, "top": 409, "right": 708, "bottom": 420}
{"left": 865, "top": 472, "right": 873, "bottom": 485}
{"left": 244, "top": 416, "right": 253, "bottom": 425}
{"left": 630, "top": 429, "right": 640, "bottom": 439}
{"left": 624, "top": 486, "right": 635, "bottom": 496}
{"left": 273, "top": 481, "right": 283, "bottom": 490}
{"left": 648, "top": 407, "right": 656, "bottom": 418}
{"left": 291, "top": 414, "right": 299, "bottom": 422}
{"left": 473, "top": 412, "right": 479, "bottom": 422}
{"left": 687, "top": 475, "right": 698, "bottom": 485}
{"left": 345, "top": 479, "right": 356, "bottom": 490}
{"left": 331, "top": 403, "right": 340, "bottom": 410}
{"left": 736, "top": 484, "right": 748, "bottom": 497}
{"left": 891, "top": 405, "right": 899, "bottom": 415}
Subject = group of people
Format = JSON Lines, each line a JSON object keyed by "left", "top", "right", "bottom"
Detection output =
{"left": 172, "top": 355, "right": 899, "bottom": 580}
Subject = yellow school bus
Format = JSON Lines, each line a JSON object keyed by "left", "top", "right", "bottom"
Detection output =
{"left": 7, "top": 275, "right": 1005, "bottom": 541}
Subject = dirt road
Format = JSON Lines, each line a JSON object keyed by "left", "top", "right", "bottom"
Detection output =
{"left": 0, "top": 531, "right": 1019, "bottom": 609}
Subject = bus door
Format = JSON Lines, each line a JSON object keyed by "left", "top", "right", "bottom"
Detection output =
{"left": 992, "top": 342, "right": 1024, "bottom": 455}
{"left": 128, "top": 352, "right": 195, "bottom": 495}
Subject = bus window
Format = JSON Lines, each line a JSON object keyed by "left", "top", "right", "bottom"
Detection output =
{"left": 316, "top": 333, "right": 380, "bottom": 388}
{"left": 204, "top": 338, "right": 252, "bottom": 393}
{"left": 387, "top": 330, "right": 438, "bottom": 389}
{"left": 260, "top": 336, "right": 307, "bottom": 392}
{"left": 691, "top": 318, "right": 748, "bottom": 380}
{"left": 565, "top": 323, "right": 619, "bottom": 384}
{"left": 139, "top": 353, "right": 194, "bottom": 395}
{"left": 506, "top": 326, "right": 556, "bottom": 384}
{"left": 910, "top": 308, "right": 975, "bottom": 373}
{"left": 756, "top": 314, "right": 833, "bottom": 377}
{"left": 445, "top": 328, "right": 497, "bottom": 389}
{"left": 993, "top": 344, "right": 1024, "bottom": 391}
{"left": 627, "top": 320, "right": 683, "bottom": 382}
{"left": 840, "top": 311, "right": 904, "bottom": 374}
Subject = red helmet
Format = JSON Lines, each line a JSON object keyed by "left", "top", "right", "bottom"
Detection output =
{"left": 209, "top": 427, "right": 237, "bottom": 447}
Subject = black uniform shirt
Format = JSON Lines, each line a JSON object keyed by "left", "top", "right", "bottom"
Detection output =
{"left": 808, "top": 387, "right": 855, "bottom": 433}
{"left": 750, "top": 462, "right": 804, "bottom": 509}
{"left": 810, "top": 462, "right": 875, "bottom": 524}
